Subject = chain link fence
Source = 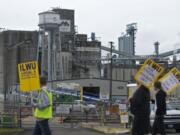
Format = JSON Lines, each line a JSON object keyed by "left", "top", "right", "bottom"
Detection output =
{"left": 0, "top": 98, "right": 130, "bottom": 129}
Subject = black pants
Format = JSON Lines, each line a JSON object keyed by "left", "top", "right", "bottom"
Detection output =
{"left": 33, "top": 119, "right": 51, "bottom": 135}
{"left": 132, "top": 116, "right": 150, "bottom": 135}
{"left": 152, "top": 115, "right": 165, "bottom": 135}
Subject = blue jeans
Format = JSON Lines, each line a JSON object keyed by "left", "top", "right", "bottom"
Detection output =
{"left": 33, "top": 119, "right": 51, "bottom": 135}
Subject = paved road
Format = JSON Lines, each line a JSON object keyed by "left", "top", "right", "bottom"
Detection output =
{"left": 16, "top": 128, "right": 179, "bottom": 135}
{"left": 18, "top": 128, "right": 109, "bottom": 135}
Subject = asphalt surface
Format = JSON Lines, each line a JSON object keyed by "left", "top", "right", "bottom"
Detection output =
{"left": 15, "top": 127, "right": 179, "bottom": 135}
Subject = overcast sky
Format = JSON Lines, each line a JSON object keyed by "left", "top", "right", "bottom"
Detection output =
{"left": 0, "top": 0, "right": 180, "bottom": 55}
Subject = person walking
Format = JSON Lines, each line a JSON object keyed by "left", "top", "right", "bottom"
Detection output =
{"left": 152, "top": 81, "right": 167, "bottom": 135}
{"left": 130, "top": 84, "right": 151, "bottom": 135}
{"left": 32, "top": 76, "right": 53, "bottom": 135}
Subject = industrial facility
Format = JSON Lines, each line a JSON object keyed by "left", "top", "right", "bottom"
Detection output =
{"left": 0, "top": 8, "right": 102, "bottom": 100}
{"left": 0, "top": 7, "right": 180, "bottom": 102}
{"left": 0, "top": 1, "right": 180, "bottom": 134}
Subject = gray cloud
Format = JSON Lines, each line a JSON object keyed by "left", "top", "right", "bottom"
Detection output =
{"left": 0, "top": 0, "right": 180, "bottom": 55}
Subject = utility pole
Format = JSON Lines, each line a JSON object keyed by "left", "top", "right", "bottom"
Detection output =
{"left": 109, "top": 41, "right": 114, "bottom": 108}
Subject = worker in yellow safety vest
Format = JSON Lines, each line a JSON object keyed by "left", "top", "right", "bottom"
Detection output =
{"left": 32, "top": 76, "right": 52, "bottom": 135}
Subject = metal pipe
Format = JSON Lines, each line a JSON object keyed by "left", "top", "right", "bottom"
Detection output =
{"left": 48, "top": 31, "right": 52, "bottom": 82}
{"left": 109, "top": 41, "right": 114, "bottom": 107}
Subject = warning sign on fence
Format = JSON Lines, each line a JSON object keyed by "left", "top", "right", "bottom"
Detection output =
{"left": 120, "top": 112, "right": 129, "bottom": 124}
{"left": 160, "top": 67, "right": 180, "bottom": 94}
{"left": 18, "top": 61, "right": 40, "bottom": 91}
{"left": 56, "top": 104, "right": 71, "bottom": 114}
{"left": 135, "top": 58, "right": 164, "bottom": 88}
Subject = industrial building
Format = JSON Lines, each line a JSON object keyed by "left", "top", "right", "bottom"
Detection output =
{"left": 51, "top": 78, "right": 128, "bottom": 102}
{"left": 0, "top": 8, "right": 102, "bottom": 100}
{"left": 0, "top": 7, "right": 180, "bottom": 103}
{"left": 38, "top": 8, "right": 101, "bottom": 81}
{"left": 103, "top": 64, "right": 138, "bottom": 82}
{"left": 118, "top": 23, "right": 137, "bottom": 65}
{"left": 72, "top": 33, "right": 101, "bottom": 79}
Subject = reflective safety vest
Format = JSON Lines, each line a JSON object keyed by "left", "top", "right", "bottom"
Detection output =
{"left": 34, "top": 89, "right": 52, "bottom": 119}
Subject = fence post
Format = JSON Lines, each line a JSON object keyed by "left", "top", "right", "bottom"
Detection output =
{"left": 18, "top": 90, "right": 22, "bottom": 128}
{"left": 70, "top": 92, "right": 73, "bottom": 128}
{"left": 100, "top": 106, "right": 104, "bottom": 126}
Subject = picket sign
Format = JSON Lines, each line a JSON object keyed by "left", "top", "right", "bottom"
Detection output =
{"left": 160, "top": 67, "right": 180, "bottom": 94}
{"left": 18, "top": 61, "right": 40, "bottom": 92}
{"left": 134, "top": 58, "right": 164, "bottom": 89}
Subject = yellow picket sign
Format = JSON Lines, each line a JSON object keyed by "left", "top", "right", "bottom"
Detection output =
{"left": 160, "top": 67, "right": 180, "bottom": 94}
{"left": 18, "top": 61, "right": 40, "bottom": 92}
{"left": 119, "top": 112, "right": 129, "bottom": 124}
{"left": 134, "top": 58, "right": 164, "bottom": 89}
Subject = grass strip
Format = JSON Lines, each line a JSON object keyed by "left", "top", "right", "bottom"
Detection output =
{"left": 0, "top": 128, "right": 24, "bottom": 134}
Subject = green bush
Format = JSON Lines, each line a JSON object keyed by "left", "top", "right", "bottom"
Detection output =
{"left": 1, "top": 114, "right": 17, "bottom": 128}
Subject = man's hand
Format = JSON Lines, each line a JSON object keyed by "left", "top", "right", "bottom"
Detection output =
{"left": 126, "top": 96, "right": 132, "bottom": 105}
{"left": 32, "top": 102, "right": 37, "bottom": 108}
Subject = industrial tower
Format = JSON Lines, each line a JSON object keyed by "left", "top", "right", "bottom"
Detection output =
{"left": 38, "top": 11, "right": 61, "bottom": 81}
{"left": 118, "top": 23, "right": 137, "bottom": 64}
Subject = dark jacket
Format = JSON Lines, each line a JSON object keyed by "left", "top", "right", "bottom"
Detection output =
{"left": 131, "top": 85, "right": 151, "bottom": 117}
{"left": 156, "top": 90, "right": 167, "bottom": 116}
{"left": 130, "top": 85, "right": 151, "bottom": 134}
